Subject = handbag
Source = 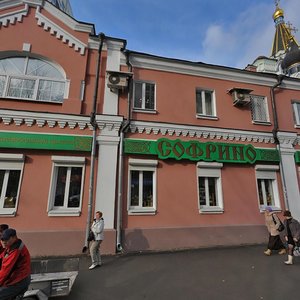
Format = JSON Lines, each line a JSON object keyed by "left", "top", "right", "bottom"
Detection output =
{"left": 272, "top": 214, "right": 285, "bottom": 232}
{"left": 87, "top": 230, "right": 95, "bottom": 242}
{"left": 293, "top": 243, "right": 300, "bottom": 257}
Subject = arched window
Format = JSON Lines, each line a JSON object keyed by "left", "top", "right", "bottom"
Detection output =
{"left": 0, "top": 56, "right": 66, "bottom": 102}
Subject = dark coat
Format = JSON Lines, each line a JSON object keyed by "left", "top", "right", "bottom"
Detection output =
{"left": 283, "top": 218, "right": 300, "bottom": 240}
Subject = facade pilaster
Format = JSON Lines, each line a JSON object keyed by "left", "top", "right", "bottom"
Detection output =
{"left": 95, "top": 132, "right": 120, "bottom": 229}
{"left": 103, "top": 40, "right": 124, "bottom": 115}
{"left": 277, "top": 132, "right": 300, "bottom": 220}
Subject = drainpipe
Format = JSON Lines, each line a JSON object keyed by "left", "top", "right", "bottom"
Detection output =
{"left": 270, "top": 74, "right": 289, "bottom": 209}
{"left": 116, "top": 50, "right": 133, "bottom": 252}
{"left": 84, "top": 33, "right": 105, "bottom": 251}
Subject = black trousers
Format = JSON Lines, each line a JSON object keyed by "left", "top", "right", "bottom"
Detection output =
{"left": 0, "top": 275, "right": 31, "bottom": 300}
{"left": 267, "top": 235, "right": 284, "bottom": 250}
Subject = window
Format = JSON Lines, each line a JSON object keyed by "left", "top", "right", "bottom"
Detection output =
{"left": 196, "top": 88, "right": 216, "bottom": 117}
{"left": 197, "top": 162, "right": 223, "bottom": 213}
{"left": 0, "top": 56, "right": 67, "bottom": 102}
{"left": 133, "top": 81, "right": 155, "bottom": 111}
{"left": 250, "top": 95, "right": 269, "bottom": 123}
{"left": 48, "top": 156, "right": 85, "bottom": 216}
{"left": 255, "top": 165, "right": 280, "bottom": 211}
{"left": 128, "top": 159, "right": 158, "bottom": 214}
{"left": 292, "top": 101, "right": 300, "bottom": 126}
{"left": 0, "top": 154, "right": 24, "bottom": 215}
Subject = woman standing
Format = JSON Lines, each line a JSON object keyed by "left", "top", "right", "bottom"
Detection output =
{"left": 264, "top": 207, "right": 286, "bottom": 256}
{"left": 282, "top": 210, "right": 300, "bottom": 265}
{"left": 89, "top": 211, "right": 104, "bottom": 270}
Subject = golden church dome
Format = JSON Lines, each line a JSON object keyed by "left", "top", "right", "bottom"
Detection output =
{"left": 273, "top": 6, "right": 284, "bottom": 20}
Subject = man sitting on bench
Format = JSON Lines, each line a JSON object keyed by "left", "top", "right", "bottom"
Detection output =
{"left": 0, "top": 228, "right": 31, "bottom": 300}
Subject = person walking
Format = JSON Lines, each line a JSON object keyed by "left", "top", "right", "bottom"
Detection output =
{"left": 0, "top": 224, "right": 9, "bottom": 255}
{"left": 264, "top": 207, "right": 286, "bottom": 256}
{"left": 0, "top": 228, "right": 31, "bottom": 299}
{"left": 282, "top": 210, "right": 300, "bottom": 265}
{"left": 89, "top": 211, "right": 104, "bottom": 270}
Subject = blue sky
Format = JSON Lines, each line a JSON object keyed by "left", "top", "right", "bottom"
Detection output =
{"left": 70, "top": 0, "right": 300, "bottom": 69}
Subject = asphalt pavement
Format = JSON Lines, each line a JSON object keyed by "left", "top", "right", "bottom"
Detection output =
{"left": 57, "top": 245, "right": 299, "bottom": 300}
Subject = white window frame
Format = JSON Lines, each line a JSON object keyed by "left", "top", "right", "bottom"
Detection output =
{"left": 127, "top": 158, "right": 158, "bottom": 215}
{"left": 0, "top": 56, "right": 69, "bottom": 103}
{"left": 133, "top": 80, "right": 156, "bottom": 112}
{"left": 196, "top": 88, "right": 217, "bottom": 119}
{"left": 197, "top": 162, "right": 223, "bottom": 214}
{"left": 48, "top": 156, "right": 85, "bottom": 216}
{"left": 255, "top": 165, "right": 280, "bottom": 212}
{"left": 0, "top": 154, "right": 24, "bottom": 216}
{"left": 292, "top": 101, "right": 300, "bottom": 127}
{"left": 250, "top": 95, "right": 270, "bottom": 124}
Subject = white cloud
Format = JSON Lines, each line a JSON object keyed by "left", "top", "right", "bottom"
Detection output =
{"left": 201, "top": 0, "right": 300, "bottom": 68}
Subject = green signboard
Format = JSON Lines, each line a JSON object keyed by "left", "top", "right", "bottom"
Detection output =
{"left": 124, "top": 138, "right": 280, "bottom": 164}
{"left": 0, "top": 132, "right": 92, "bottom": 151}
{"left": 295, "top": 151, "right": 300, "bottom": 163}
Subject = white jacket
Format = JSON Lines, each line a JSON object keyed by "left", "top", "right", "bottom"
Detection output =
{"left": 91, "top": 218, "right": 104, "bottom": 241}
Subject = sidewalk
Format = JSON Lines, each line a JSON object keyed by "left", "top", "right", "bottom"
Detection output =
{"left": 58, "top": 245, "right": 299, "bottom": 300}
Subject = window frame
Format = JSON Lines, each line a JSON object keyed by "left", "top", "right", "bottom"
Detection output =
{"left": 48, "top": 156, "right": 85, "bottom": 216}
{"left": 255, "top": 165, "right": 281, "bottom": 211}
{"left": 196, "top": 87, "right": 217, "bottom": 119}
{"left": 0, "top": 55, "right": 69, "bottom": 103}
{"left": 292, "top": 101, "right": 300, "bottom": 127}
{"left": 132, "top": 80, "right": 156, "bottom": 112}
{"left": 197, "top": 162, "right": 224, "bottom": 214}
{"left": 0, "top": 154, "right": 24, "bottom": 216}
{"left": 250, "top": 95, "right": 270, "bottom": 124}
{"left": 127, "top": 158, "right": 158, "bottom": 215}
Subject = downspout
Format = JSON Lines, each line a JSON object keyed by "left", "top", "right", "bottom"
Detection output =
{"left": 116, "top": 50, "right": 133, "bottom": 252}
{"left": 84, "top": 33, "right": 105, "bottom": 251}
{"left": 270, "top": 74, "right": 288, "bottom": 209}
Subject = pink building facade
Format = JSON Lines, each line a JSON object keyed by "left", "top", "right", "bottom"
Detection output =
{"left": 0, "top": 0, "right": 125, "bottom": 256}
{"left": 1, "top": 1, "right": 300, "bottom": 256}
{"left": 118, "top": 51, "right": 300, "bottom": 252}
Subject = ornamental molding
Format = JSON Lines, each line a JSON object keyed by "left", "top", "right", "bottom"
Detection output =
{"left": 0, "top": 0, "right": 94, "bottom": 34}
{"left": 42, "top": 1, "right": 94, "bottom": 34}
{"left": 129, "top": 121, "right": 275, "bottom": 144}
{"left": 122, "top": 54, "right": 300, "bottom": 91}
{"left": 0, "top": 1, "right": 88, "bottom": 55}
{"left": 277, "top": 131, "right": 298, "bottom": 148}
{"left": 0, "top": 3, "right": 29, "bottom": 27}
{"left": 0, "top": 110, "right": 123, "bottom": 133}
{"left": 35, "top": 7, "right": 86, "bottom": 55}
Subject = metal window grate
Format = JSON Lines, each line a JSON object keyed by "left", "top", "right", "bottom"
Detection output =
{"left": 250, "top": 95, "right": 268, "bottom": 122}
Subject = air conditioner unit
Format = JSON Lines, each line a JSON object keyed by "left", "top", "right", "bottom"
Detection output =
{"left": 106, "top": 71, "right": 132, "bottom": 90}
{"left": 228, "top": 88, "right": 253, "bottom": 107}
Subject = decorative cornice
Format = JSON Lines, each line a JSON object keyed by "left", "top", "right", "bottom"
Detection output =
{"left": 0, "top": 0, "right": 30, "bottom": 10}
{"left": 35, "top": 7, "right": 86, "bottom": 55}
{"left": 0, "top": 0, "right": 94, "bottom": 34}
{"left": 0, "top": 3, "right": 29, "bottom": 27}
{"left": 123, "top": 53, "right": 300, "bottom": 91}
{"left": 0, "top": 110, "right": 123, "bottom": 133}
{"left": 129, "top": 121, "right": 275, "bottom": 144}
{"left": 277, "top": 131, "right": 298, "bottom": 148}
{"left": 43, "top": 1, "right": 94, "bottom": 34}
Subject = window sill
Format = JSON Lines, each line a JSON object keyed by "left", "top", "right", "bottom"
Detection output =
{"left": 3, "top": 96, "right": 64, "bottom": 104}
{"left": 199, "top": 207, "right": 224, "bottom": 214}
{"left": 48, "top": 209, "right": 81, "bottom": 217}
{"left": 132, "top": 109, "right": 157, "bottom": 114}
{"left": 259, "top": 206, "right": 282, "bottom": 213}
{"left": 128, "top": 209, "right": 156, "bottom": 215}
{"left": 0, "top": 209, "right": 16, "bottom": 217}
{"left": 196, "top": 115, "right": 218, "bottom": 120}
{"left": 294, "top": 124, "right": 300, "bottom": 129}
{"left": 252, "top": 121, "right": 272, "bottom": 126}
